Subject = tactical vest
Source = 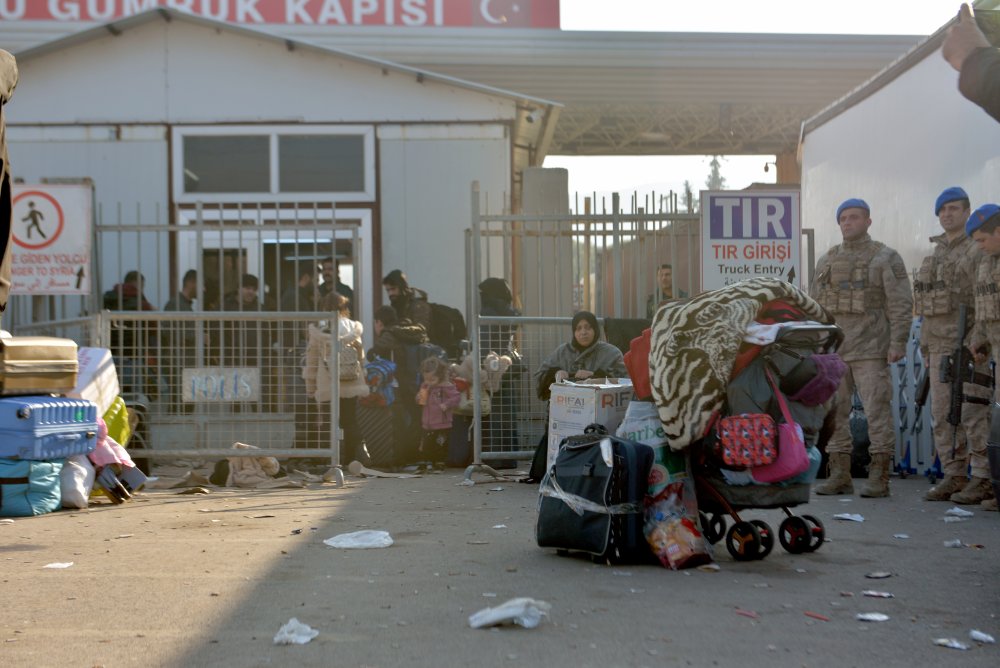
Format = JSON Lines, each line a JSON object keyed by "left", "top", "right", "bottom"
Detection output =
{"left": 974, "top": 255, "right": 1000, "bottom": 322}
{"left": 913, "top": 240, "right": 967, "bottom": 316}
{"left": 815, "top": 241, "right": 887, "bottom": 315}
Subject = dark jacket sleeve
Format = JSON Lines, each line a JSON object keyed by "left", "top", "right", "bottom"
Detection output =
{"left": 959, "top": 47, "right": 1000, "bottom": 123}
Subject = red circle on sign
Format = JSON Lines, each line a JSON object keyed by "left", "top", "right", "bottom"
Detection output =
{"left": 12, "top": 190, "right": 64, "bottom": 250}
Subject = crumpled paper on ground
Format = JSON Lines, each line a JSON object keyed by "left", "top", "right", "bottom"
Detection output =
{"left": 323, "top": 530, "right": 394, "bottom": 549}
{"left": 468, "top": 597, "right": 552, "bottom": 629}
{"left": 273, "top": 618, "right": 319, "bottom": 645}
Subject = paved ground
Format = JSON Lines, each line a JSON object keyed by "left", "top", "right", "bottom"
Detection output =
{"left": 1, "top": 467, "right": 998, "bottom": 668}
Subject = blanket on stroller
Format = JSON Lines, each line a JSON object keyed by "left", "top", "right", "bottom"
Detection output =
{"left": 649, "top": 277, "right": 832, "bottom": 451}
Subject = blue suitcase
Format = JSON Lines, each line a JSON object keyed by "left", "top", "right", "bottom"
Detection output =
{"left": 0, "top": 396, "right": 98, "bottom": 460}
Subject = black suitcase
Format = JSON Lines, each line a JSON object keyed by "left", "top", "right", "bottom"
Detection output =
{"left": 536, "top": 423, "right": 654, "bottom": 564}
{"left": 357, "top": 402, "right": 396, "bottom": 468}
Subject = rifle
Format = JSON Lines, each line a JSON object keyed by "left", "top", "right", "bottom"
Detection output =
{"left": 941, "top": 305, "right": 993, "bottom": 453}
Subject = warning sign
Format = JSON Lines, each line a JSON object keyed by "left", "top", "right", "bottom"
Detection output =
{"left": 10, "top": 185, "right": 92, "bottom": 296}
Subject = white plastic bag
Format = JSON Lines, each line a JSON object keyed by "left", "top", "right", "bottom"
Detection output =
{"left": 323, "top": 529, "right": 394, "bottom": 549}
{"left": 273, "top": 618, "right": 319, "bottom": 645}
{"left": 468, "top": 597, "right": 551, "bottom": 629}
{"left": 60, "top": 454, "right": 95, "bottom": 509}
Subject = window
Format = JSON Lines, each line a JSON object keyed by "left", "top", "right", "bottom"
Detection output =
{"left": 183, "top": 135, "right": 269, "bottom": 193}
{"left": 173, "top": 126, "right": 375, "bottom": 203}
{"left": 279, "top": 135, "right": 365, "bottom": 192}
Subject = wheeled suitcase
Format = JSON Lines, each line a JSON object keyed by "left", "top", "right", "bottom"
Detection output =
{"left": 0, "top": 396, "right": 98, "bottom": 460}
{"left": 357, "top": 402, "right": 396, "bottom": 468}
{"left": 536, "top": 423, "right": 655, "bottom": 564}
{"left": 0, "top": 336, "right": 79, "bottom": 395}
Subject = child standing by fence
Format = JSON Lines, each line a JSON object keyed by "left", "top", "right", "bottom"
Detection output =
{"left": 416, "top": 356, "right": 461, "bottom": 470}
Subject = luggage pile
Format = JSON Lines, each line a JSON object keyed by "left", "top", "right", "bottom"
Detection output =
{"left": 0, "top": 335, "right": 147, "bottom": 517}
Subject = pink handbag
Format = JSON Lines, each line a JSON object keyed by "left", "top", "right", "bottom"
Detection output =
{"left": 752, "top": 370, "right": 810, "bottom": 484}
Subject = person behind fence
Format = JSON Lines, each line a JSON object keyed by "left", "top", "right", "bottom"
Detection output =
{"left": 646, "top": 263, "right": 676, "bottom": 319}
{"left": 416, "top": 356, "right": 461, "bottom": 470}
{"left": 318, "top": 256, "right": 354, "bottom": 312}
{"left": 964, "top": 202, "right": 1000, "bottom": 512}
{"left": 103, "top": 270, "right": 158, "bottom": 397}
{"left": 163, "top": 269, "right": 198, "bottom": 411}
{"left": 383, "top": 268, "right": 432, "bottom": 331}
{"left": 809, "top": 198, "right": 913, "bottom": 499}
{"left": 370, "top": 304, "right": 430, "bottom": 468}
{"left": 302, "top": 292, "right": 370, "bottom": 465}
{"left": 222, "top": 273, "right": 274, "bottom": 408}
{"left": 527, "top": 311, "right": 630, "bottom": 482}
{"left": 479, "top": 277, "right": 522, "bottom": 455}
{"left": 915, "top": 188, "right": 993, "bottom": 505}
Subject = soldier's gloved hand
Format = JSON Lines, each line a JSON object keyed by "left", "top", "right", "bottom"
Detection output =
{"left": 887, "top": 348, "right": 905, "bottom": 364}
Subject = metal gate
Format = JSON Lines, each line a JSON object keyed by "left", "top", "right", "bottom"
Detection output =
{"left": 465, "top": 183, "right": 699, "bottom": 477}
{"left": 7, "top": 202, "right": 365, "bottom": 465}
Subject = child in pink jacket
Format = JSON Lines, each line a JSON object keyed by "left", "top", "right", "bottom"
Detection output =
{"left": 416, "top": 356, "right": 461, "bottom": 469}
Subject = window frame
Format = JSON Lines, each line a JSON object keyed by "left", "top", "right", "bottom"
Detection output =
{"left": 172, "top": 125, "right": 376, "bottom": 204}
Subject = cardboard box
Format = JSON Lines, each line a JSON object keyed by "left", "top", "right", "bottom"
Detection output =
{"left": 547, "top": 379, "right": 633, "bottom": 468}
{"left": 67, "top": 347, "right": 120, "bottom": 415}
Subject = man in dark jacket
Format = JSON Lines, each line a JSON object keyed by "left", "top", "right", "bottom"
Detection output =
{"left": 370, "top": 304, "right": 430, "bottom": 468}
{"left": 944, "top": 3, "right": 1000, "bottom": 122}
{"left": 382, "top": 269, "right": 432, "bottom": 331}
{"left": 102, "top": 270, "right": 157, "bottom": 396}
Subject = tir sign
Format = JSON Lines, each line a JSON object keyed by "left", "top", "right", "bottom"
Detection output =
{"left": 712, "top": 197, "right": 790, "bottom": 239}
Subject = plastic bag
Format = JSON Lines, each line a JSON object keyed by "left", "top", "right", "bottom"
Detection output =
{"left": 644, "top": 481, "right": 713, "bottom": 570}
{"left": 60, "top": 454, "right": 95, "bottom": 509}
{"left": 323, "top": 529, "right": 394, "bottom": 549}
{"left": 468, "top": 597, "right": 551, "bottom": 629}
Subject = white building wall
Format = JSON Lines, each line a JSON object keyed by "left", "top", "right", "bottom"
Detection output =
{"left": 7, "top": 20, "right": 515, "bottom": 126}
{"left": 6, "top": 130, "right": 171, "bottom": 305}
{"left": 801, "top": 50, "right": 1000, "bottom": 280}
{"left": 378, "top": 124, "right": 510, "bottom": 310}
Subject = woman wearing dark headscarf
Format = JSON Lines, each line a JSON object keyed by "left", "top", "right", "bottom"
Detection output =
{"left": 526, "top": 311, "right": 629, "bottom": 481}
{"left": 533, "top": 311, "right": 628, "bottom": 401}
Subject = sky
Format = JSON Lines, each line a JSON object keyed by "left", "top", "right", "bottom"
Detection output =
{"left": 544, "top": 0, "right": 966, "bottom": 209}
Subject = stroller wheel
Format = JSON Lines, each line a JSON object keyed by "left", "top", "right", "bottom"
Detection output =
{"left": 801, "top": 514, "right": 825, "bottom": 552}
{"left": 749, "top": 520, "right": 774, "bottom": 559}
{"left": 700, "top": 511, "right": 726, "bottom": 545}
{"left": 725, "top": 521, "right": 761, "bottom": 562}
{"left": 778, "top": 516, "right": 811, "bottom": 554}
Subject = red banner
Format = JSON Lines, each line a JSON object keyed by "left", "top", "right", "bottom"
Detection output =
{"left": 0, "top": 0, "right": 560, "bottom": 28}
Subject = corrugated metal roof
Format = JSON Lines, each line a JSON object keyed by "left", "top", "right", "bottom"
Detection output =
{"left": 9, "top": 12, "right": 922, "bottom": 157}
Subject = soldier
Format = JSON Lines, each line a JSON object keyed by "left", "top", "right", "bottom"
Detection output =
{"left": 917, "top": 188, "right": 993, "bottom": 504}
{"left": 965, "top": 203, "right": 1000, "bottom": 511}
{"left": 810, "top": 198, "right": 913, "bottom": 498}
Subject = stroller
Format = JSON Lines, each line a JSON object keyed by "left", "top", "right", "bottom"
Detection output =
{"left": 644, "top": 280, "right": 846, "bottom": 563}
{"left": 694, "top": 322, "right": 844, "bottom": 562}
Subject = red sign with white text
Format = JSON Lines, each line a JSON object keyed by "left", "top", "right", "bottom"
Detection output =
{"left": 0, "top": 0, "right": 560, "bottom": 28}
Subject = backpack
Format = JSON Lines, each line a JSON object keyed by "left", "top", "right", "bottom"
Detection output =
{"left": 427, "top": 303, "right": 467, "bottom": 361}
{"left": 359, "top": 355, "right": 397, "bottom": 408}
{"left": 398, "top": 342, "right": 448, "bottom": 395}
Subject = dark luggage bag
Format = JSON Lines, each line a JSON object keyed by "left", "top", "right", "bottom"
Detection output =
{"left": 357, "top": 402, "right": 396, "bottom": 469}
{"left": 536, "top": 423, "right": 654, "bottom": 564}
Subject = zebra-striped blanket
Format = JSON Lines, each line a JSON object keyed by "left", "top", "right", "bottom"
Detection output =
{"left": 649, "top": 277, "right": 832, "bottom": 451}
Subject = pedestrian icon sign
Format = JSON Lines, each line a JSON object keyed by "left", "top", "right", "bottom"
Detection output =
{"left": 12, "top": 190, "right": 64, "bottom": 250}
{"left": 10, "top": 185, "right": 91, "bottom": 296}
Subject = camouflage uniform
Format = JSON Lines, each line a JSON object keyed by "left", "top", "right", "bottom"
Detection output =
{"left": 810, "top": 233, "right": 913, "bottom": 458}
{"left": 916, "top": 234, "right": 990, "bottom": 480}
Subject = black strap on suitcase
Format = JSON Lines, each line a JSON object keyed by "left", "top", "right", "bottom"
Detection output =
{"left": 536, "top": 423, "right": 654, "bottom": 564}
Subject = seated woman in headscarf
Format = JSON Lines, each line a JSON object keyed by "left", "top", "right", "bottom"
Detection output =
{"left": 526, "top": 311, "right": 630, "bottom": 482}
{"left": 534, "top": 311, "right": 629, "bottom": 401}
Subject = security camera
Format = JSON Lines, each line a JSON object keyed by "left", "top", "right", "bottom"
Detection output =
{"left": 525, "top": 110, "right": 538, "bottom": 124}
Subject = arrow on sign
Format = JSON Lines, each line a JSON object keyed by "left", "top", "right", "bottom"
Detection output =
{"left": 76, "top": 266, "right": 86, "bottom": 290}
{"left": 787, "top": 266, "right": 796, "bottom": 284}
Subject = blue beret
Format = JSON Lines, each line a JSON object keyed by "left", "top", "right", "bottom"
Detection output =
{"left": 966, "top": 204, "right": 1000, "bottom": 236}
{"left": 935, "top": 186, "right": 969, "bottom": 215}
{"left": 836, "top": 198, "right": 870, "bottom": 223}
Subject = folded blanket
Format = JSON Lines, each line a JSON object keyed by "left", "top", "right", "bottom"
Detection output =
{"left": 649, "top": 277, "right": 832, "bottom": 451}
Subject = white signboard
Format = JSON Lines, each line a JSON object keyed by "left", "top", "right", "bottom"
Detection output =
{"left": 10, "top": 184, "right": 92, "bottom": 296}
{"left": 182, "top": 368, "right": 260, "bottom": 403}
{"left": 700, "top": 190, "right": 801, "bottom": 292}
